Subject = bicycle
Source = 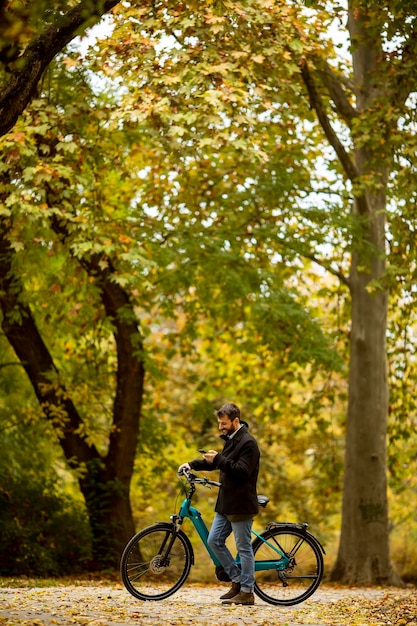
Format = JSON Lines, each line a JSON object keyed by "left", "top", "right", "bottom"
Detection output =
{"left": 120, "top": 468, "right": 325, "bottom": 606}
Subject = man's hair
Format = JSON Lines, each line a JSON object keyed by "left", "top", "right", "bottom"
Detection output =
{"left": 215, "top": 403, "right": 241, "bottom": 421}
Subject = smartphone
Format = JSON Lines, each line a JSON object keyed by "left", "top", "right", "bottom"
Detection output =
{"left": 198, "top": 448, "right": 206, "bottom": 454}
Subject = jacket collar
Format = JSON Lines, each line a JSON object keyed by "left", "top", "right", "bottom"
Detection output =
{"left": 220, "top": 423, "right": 248, "bottom": 442}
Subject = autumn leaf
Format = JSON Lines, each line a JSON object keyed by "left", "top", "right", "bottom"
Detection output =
{"left": 0, "top": 583, "right": 416, "bottom": 626}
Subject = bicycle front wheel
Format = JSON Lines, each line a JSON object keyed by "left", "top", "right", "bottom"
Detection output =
{"left": 253, "top": 526, "right": 323, "bottom": 606}
{"left": 120, "top": 523, "right": 192, "bottom": 601}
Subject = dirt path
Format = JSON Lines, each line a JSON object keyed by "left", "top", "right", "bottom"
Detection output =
{"left": 0, "top": 583, "right": 416, "bottom": 626}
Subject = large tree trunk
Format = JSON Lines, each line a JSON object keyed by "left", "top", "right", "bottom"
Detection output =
{"left": 330, "top": 2, "right": 401, "bottom": 584}
{"left": 78, "top": 459, "right": 139, "bottom": 569}
{"left": 0, "top": 217, "right": 143, "bottom": 568}
{"left": 331, "top": 188, "right": 401, "bottom": 584}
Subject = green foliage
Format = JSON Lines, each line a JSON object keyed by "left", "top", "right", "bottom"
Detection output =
{"left": 391, "top": 524, "right": 417, "bottom": 584}
{"left": 0, "top": 368, "right": 92, "bottom": 576}
{"left": 0, "top": 334, "right": 93, "bottom": 576}
{"left": 0, "top": 474, "right": 92, "bottom": 576}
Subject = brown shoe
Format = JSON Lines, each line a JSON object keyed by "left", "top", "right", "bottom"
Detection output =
{"left": 222, "top": 591, "right": 255, "bottom": 605}
{"left": 219, "top": 582, "right": 241, "bottom": 600}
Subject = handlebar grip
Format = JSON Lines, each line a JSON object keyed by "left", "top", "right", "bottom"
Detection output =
{"left": 178, "top": 469, "right": 221, "bottom": 488}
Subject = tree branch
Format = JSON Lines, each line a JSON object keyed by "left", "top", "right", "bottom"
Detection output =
{"left": 299, "top": 56, "right": 359, "bottom": 182}
{"left": 302, "top": 251, "right": 351, "bottom": 288}
{"left": 0, "top": 0, "right": 120, "bottom": 137}
{"left": 395, "top": 20, "right": 417, "bottom": 107}
{"left": 276, "top": 232, "right": 350, "bottom": 288}
{"left": 318, "top": 61, "right": 358, "bottom": 128}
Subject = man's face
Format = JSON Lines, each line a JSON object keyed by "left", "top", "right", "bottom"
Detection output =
{"left": 217, "top": 416, "right": 238, "bottom": 437}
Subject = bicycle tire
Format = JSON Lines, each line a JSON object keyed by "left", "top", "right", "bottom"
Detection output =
{"left": 253, "top": 526, "right": 323, "bottom": 606}
{"left": 120, "top": 523, "right": 192, "bottom": 601}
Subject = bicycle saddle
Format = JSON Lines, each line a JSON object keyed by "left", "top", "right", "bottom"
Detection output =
{"left": 257, "top": 494, "right": 269, "bottom": 508}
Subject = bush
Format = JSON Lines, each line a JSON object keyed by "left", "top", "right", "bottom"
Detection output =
{"left": 391, "top": 524, "right": 417, "bottom": 584}
{"left": 0, "top": 473, "right": 92, "bottom": 577}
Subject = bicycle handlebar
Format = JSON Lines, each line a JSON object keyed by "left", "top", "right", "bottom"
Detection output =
{"left": 178, "top": 467, "right": 222, "bottom": 488}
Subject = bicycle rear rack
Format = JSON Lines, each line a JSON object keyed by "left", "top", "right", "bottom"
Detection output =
{"left": 267, "top": 521, "right": 309, "bottom": 531}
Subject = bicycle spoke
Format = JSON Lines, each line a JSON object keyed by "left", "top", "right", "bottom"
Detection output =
{"left": 120, "top": 524, "right": 192, "bottom": 601}
{"left": 253, "top": 528, "right": 323, "bottom": 606}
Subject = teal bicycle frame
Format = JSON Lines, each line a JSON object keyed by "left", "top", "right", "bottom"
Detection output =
{"left": 176, "top": 493, "right": 292, "bottom": 573}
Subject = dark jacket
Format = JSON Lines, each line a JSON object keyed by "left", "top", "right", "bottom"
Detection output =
{"left": 189, "top": 424, "right": 260, "bottom": 517}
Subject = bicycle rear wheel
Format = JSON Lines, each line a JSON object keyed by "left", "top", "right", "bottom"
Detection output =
{"left": 120, "top": 523, "right": 192, "bottom": 601}
{"left": 253, "top": 526, "right": 323, "bottom": 606}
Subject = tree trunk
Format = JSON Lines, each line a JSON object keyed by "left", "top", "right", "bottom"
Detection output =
{"left": 330, "top": 2, "right": 402, "bottom": 585}
{"left": 78, "top": 459, "right": 138, "bottom": 569}
{"left": 330, "top": 189, "right": 401, "bottom": 584}
{"left": 0, "top": 217, "right": 143, "bottom": 568}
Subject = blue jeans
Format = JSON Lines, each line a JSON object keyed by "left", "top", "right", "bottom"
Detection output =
{"left": 207, "top": 513, "right": 255, "bottom": 593}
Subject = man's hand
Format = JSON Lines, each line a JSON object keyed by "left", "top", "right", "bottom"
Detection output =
{"left": 202, "top": 450, "right": 218, "bottom": 464}
{"left": 178, "top": 462, "right": 191, "bottom": 473}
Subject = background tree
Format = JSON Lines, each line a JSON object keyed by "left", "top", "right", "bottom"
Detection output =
{"left": 299, "top": 1, "right": 415, "bottom": 585}
{"left": 0, "top": 0, "right": 146, "bottom": 569}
